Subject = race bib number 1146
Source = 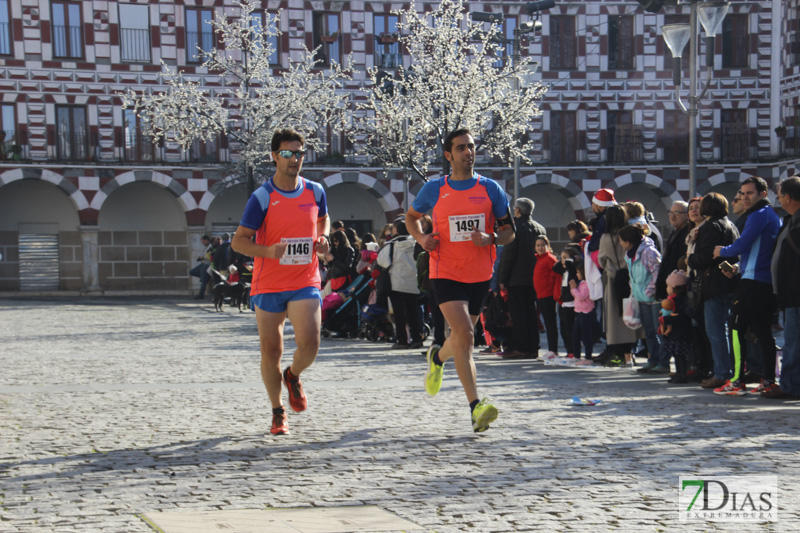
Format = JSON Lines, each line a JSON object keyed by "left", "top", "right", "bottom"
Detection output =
{"left": 279, "top": 237, "right": 313, "bottom": 265}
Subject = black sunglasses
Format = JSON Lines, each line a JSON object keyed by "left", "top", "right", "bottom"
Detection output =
{"left": 277, "top": 150, "right": 305, "bottom": 159}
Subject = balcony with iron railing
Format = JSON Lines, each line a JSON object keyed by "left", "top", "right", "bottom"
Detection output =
{"left": 186, "top": 31, "right": 215, "bottom": 62}
{"left": 55, "top": 131, "right": 94, "bottom": 161}
{"left": 0, "top": 130, "right": 26, "bottom": 160}
{"left": 0, "top": 22, "right": 10, "bottom": 55}
{"left": 52, "top": 25, "right": 83, "bottom": 59}
{"left": 375, "top": 52, "right": 402, "bottom": 69}
{"left": 0, "top": 126, "right": 779, "bottom": 168}
{"left": 721, "top": 123, "right": 752, "bottom": 163}
{"left": 120, "top": 28, "right": 150, "bottom": 62}
{"left": 612, "top": 124, "right": 643, "bottom": 163}
{"left": 121, "top": 131, "right": 156, "bottom": 162}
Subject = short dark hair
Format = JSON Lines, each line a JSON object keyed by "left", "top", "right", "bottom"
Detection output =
{"left": 331, "top": 220, "right": 345, "bottom": 230}
{"left": 780, "top": 176, "right": 800, "bottom": 202}
{"left": 201, "top": 235, "right": 210, "bottom": 241}
{"left": 741, "top": 176, "right": 768, "bottom": 195}
{"left": 271, "top": 128, "right": 305, "bottom": 152}
{"left": 700, "top": 192, "right": 729, "bottom": 218}
{"left": 444, "top": 128, "right": 473, "bottom": 153}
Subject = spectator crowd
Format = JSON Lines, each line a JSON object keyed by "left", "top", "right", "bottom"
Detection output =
{"left": 194, "top": 175, "right": 800, "bottom": 403}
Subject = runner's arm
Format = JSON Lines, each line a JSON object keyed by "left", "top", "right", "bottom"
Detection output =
{"left": 407, "top": 206, "right": 440, "bottom": 252}
{"left": 495, "top": 213, "right": 515, "bottom": 245}
{"left": 315, "top": 214, "right": 331, "bottom": 254}
{"left": 231, "top": 225, "right": 287, "bottom": 259}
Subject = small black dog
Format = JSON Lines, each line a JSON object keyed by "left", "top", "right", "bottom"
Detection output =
{"left": 212, "top": 282, "right": 246, "bottom": 312}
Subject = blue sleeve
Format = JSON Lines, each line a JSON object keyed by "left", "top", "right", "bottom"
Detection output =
{"left": 720, "top": 210, "right": 765, "bottom": 258}
{"left": 412, "top": 179, "right": 442, "bottom": 213}
{"left": 239, "top": 187, "right": 270, "bottom": 230}
{"left": 484, "top": 178, "right": 511, "bottom": 220}
{"left": 307, "top": 180, "right": 328, "bottom": 218}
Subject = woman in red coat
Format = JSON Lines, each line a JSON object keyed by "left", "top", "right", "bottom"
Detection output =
{"left": 533, "top": 236, "right": 561, "bottom": 356}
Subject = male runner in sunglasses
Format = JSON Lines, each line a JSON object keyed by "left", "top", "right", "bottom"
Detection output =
{"left": 232, "top": 129, "right": 330, "bottom": 436}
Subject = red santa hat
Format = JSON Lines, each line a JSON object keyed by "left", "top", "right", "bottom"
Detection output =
{"left": 592, "top": 188, "right": 617, "bottom": 207}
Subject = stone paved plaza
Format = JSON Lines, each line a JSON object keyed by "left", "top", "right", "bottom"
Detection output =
{"left": 1, "top": 297, "right": 799, "bottom": 532}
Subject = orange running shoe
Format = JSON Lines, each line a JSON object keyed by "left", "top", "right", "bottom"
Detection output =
{"left": 271, "top": 410, "right": 289, "bottom": 435}
{"left": 283, "top": 366, "right": 308, "bottom": 412}
{"left": 713, "top": 379, "right": 748, "bottom": 396}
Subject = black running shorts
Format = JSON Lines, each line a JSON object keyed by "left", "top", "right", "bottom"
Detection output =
{"left": 430, "top": 278, "right": 491, "bottom": 316}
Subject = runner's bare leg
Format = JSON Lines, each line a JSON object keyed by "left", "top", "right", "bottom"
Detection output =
{"left": 437, "top": 300, "right": 480, "bottom": 403}
{"left": 254, "top": 307, "right": 286, "bottom": 408}
{"left": 285, "top": 297, "right": 322, "bottom": 376}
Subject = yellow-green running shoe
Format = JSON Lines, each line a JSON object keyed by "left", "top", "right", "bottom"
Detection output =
{"left": 471, "top": 398, "right": 498, "bottom": 433}
{"left": 425, "top": 345, "right": 444, "bottom": 396}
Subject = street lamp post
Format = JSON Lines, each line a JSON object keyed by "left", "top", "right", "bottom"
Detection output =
{"left": 662, "top": 1, "right": 729, "bottom": 200}
{"left": 473, "top": 1, "right": 550, "bottom": 203}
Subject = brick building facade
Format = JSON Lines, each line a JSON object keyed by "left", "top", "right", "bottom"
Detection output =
{"left": 0, "top": 0, "right": 799, "bottom": 292}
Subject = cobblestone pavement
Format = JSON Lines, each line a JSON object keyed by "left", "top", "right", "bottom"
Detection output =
{"left": 1, "top": 297, "right": 799, "bottom": 532}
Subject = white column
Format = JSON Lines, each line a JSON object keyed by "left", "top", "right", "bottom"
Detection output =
{"left": 79, "top": 226, "right": 102, "bottom": 294}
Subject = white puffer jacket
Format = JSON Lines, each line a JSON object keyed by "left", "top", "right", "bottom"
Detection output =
{"left": 376, "top": 235, "right": 420, "bottom": 295}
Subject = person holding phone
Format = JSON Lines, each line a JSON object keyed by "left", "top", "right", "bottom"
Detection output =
{"left": 712, "top": 177, "right": 782, "bottom": 396}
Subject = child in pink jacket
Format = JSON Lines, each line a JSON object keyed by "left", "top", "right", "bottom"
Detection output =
{"left": 569, "top": 260, "right": 596, "bottom": 362}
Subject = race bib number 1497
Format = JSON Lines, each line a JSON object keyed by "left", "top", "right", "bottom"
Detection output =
{"left": 448, "top": 214, "right": 485, "bottom": 242}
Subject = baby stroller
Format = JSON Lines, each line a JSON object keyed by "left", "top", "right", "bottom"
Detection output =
{"left": 321, "top": 274, "right": 373, "bottom": 339}
{"left": 359, "top": 302, "right": 394, "bottom": 343}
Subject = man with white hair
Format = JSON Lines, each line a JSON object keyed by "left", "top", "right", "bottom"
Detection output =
{"left": 655, "top": 201, "right": 689, "bottom": 301}
{"left": 497, "top": 197, "right": 547, "bottom": 359}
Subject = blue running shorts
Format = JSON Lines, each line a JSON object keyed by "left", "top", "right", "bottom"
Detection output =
{"left": 250, "top": 286, "right": 321, "bottom": 313}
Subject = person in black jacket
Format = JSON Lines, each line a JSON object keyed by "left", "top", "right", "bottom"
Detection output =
{"left": 553, "top": 245, "right": 580, "bottom": 357}
{"left": 497, "top": 197, "right": 546, "bottom": 359}
{"left": 686, "top": 193, "right": 739, "bottom": 389}
{"left": 655, "top": 201, "right": 690, "bottom": 301}
{"left": 661, "top": 270, "right": 694, "bottom": 383}
{"left": 767, "top": 176, "right": 800, "bottom": 399}
{"left": 323, "top": 231, "right": 355, "bottom": 291}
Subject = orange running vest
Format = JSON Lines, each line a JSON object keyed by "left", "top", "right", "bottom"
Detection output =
{"left": 250, "top": 179, "right": 322, "bottom": 295}
{"left": 430, "top": 177, "right": 497, "bottom": 283}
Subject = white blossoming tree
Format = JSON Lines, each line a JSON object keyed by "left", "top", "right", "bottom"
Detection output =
{"left": 349, "top": 0, "right": 546, "bottom": 181}
{"left": 121, "top": 0, "right": 350, "bottom": 195}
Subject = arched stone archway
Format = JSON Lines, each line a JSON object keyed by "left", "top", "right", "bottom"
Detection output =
{"left": 90, "top": 170, "right": 197, "bottom": 213}
{"left": 96, "top": 181, "right": 189, "bottom": 292}
{"left": 703, "top": 170, "right": 776, "bottom": 203}
{"left": 520, "top": 171, "right": 590, "bottom": 215}
{"left": 322, "top": 172, "right": 399, "bottom": 233}
{"left": 0, "top": 177, "right": 84, "bottom": 291}
{"left": 606, "top": 172, "right": 682, "bottom": 227}
{"left": 206, "top": 182, "right": 249, "bottom": 235}
{"left": 0, "top": 167, "right": 88, "bottom": 211}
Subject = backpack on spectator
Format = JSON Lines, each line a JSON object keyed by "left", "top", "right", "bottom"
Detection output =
{"left": 374, "top": 240, "right": 394, "bottom": 299}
